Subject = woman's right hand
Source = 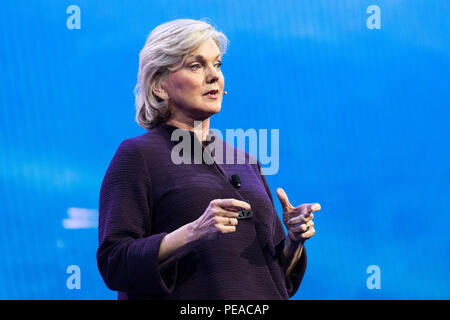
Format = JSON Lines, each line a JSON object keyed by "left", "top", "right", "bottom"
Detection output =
{"left": 158, "top": 199, "right": 251, "bottom": 268}
{"left": 188, "top": 199, "right": 251, "bottom": 242}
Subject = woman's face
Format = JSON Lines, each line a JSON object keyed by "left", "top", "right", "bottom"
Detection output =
{"left": 162, "top": 38, "right": 225, "bottom": 121}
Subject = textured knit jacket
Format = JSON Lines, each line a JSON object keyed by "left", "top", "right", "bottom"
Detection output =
{"left": 97, "top": 122, "right": 307, "bottom": 299}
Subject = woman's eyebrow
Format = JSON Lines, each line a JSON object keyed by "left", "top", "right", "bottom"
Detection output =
{"left": 187, "top": 54, "right": 221, "bottom": 62}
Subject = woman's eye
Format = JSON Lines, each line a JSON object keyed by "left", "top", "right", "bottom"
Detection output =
{"left": 189, "top": 62, "right": 221, "bottom": 70}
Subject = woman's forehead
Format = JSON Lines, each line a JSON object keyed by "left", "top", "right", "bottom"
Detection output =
{"left": 187, "top": 39, "right": 222, "bottom": 60}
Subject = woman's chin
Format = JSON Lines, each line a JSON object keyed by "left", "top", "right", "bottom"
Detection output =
{"left": 198, "top": 104, "right": 222, "bottom": 118}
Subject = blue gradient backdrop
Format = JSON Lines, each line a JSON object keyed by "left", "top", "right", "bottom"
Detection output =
{"left": 0, "top": 0, "right": 449, "bottom": 299}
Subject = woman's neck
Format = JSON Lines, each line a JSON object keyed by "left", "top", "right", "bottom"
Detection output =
{"left": 166, "top": 116, "right": 210, "bottom": 142}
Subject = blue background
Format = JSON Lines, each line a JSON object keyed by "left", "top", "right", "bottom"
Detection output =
{"left": 0, "top": 0, "right": 449, "bottom": 299}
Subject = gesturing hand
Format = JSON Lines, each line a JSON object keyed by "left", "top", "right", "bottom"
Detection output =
{"left": 276, "top": 188, "right": 321, "bottom": 243}
{"left": 190, "top": 199, "right": 251, "bottom": 242}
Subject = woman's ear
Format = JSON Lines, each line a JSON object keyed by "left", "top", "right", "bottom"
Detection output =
{"left": 152, "top": 77, "right": 169, "bottom": 100}
{"left": 152, "top": 85, "right": 168, "bottom": 100}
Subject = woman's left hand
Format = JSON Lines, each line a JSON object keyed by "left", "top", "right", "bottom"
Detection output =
{"left": 276, "top": 188, "right": 321, "bottom": 243}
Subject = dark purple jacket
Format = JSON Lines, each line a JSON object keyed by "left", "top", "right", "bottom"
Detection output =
{"left": 97, "top": 122, "right": 307, "bottom": 299}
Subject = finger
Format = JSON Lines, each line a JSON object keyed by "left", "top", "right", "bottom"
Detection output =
{"left": 289, "top": 223, "right": 309, "bottom": 233}
{"left": 215, "top": 198, "right": 251, "bottom": 211}
{"left": 214, "top": 208, "right": 239, "bottom": 219}
{"left": 217, "top": 225, "right": 237, "bottom": 233}
{"left": 300, "top": 228, "right": 316, "bottom": 239}
{"left": 309, "top": 203, "right": 321, "bottom": 212}
{"left": 276, "top": 188, "right": 294, "bottom": 210}
{"left": 290, "top": 221, "right": 315, "bottom": 236}
{"left": 304, "top": 213, "right": 314, "bottom": 222}
{"left": 215, "top": 216, "right": 238, "bottom": 226}
{"left": 287, "top": 216, "right": 306, "bottom": 226}
{"left": 306, "top": 220, "right": 314, "bottom": 228}
{"left": 292, "top": 203, "right": 321, "bottom": 217}
{"left": 294, "top": 203, "right": 318, "bottom": 216}
{"left": 215, "top": 207, "right": 240, "bottom": 218}
{"left": 287, "top": 213, "right": 314, "bottom": 226}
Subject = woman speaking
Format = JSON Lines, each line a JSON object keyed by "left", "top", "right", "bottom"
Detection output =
{"left": 97, "top": 18, "right": 321, "bottom": 300}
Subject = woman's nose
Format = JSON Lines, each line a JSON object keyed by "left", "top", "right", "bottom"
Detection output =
{"left": 205, "top": 65, "right": 220, "bottom": 83}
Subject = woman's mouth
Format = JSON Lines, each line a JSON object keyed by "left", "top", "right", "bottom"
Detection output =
{"left": 203, "top": 90, "right": 219, "bottom": 99}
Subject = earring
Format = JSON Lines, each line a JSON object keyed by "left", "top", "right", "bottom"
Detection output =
{"left": 162, "top": 93, "right": 167, "bottom": 99}
{"left": 223, "top": 91, "right": 228, "bottom": 95}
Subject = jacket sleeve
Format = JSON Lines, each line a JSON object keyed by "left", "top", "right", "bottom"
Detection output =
{"left": 256, "top": 161, "right": 307, "bottom": 298}
{"left": 96, "top": 139, "right": 177, "bottom": 296}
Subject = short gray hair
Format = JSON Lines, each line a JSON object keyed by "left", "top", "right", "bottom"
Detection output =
{"left": 134, "top": 19, "right": 229, "bottom": 130}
